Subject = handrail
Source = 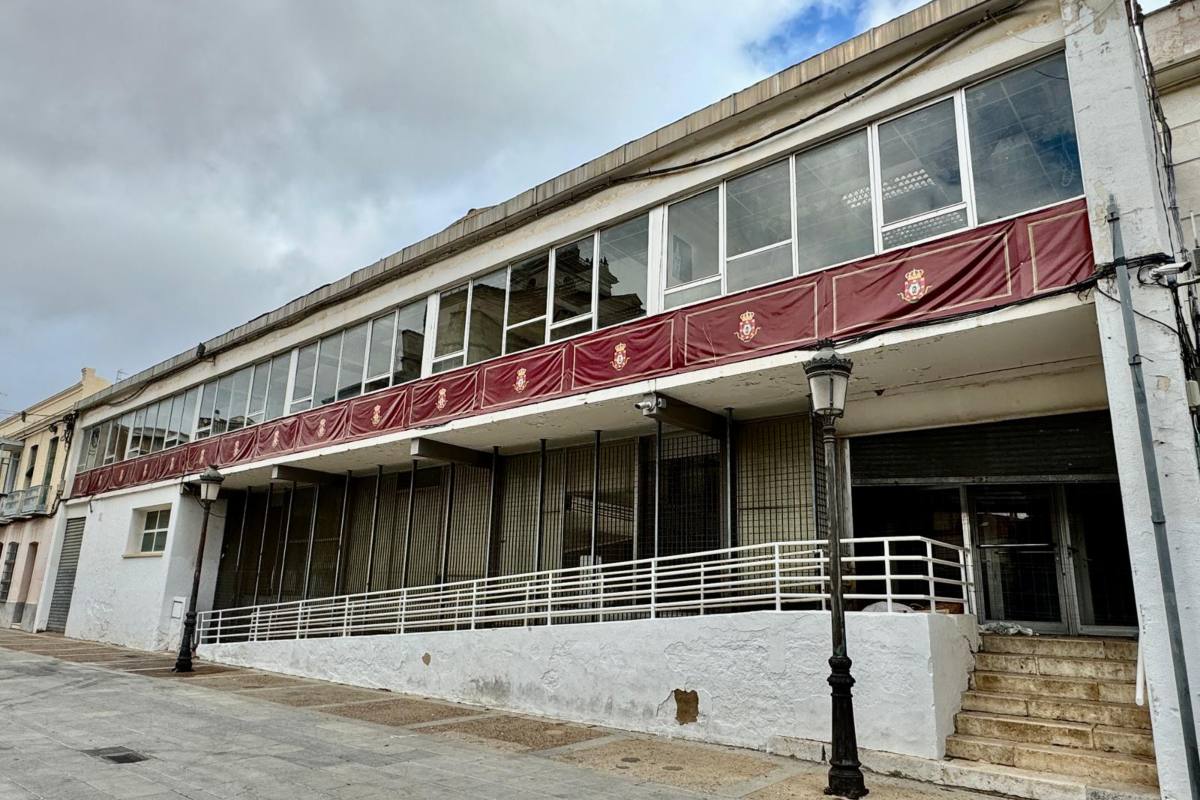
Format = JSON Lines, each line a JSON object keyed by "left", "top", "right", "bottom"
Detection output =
{"left": 197, "top": 536, "right": 972, "bottom": 646}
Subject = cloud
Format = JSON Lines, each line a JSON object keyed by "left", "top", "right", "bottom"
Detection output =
{"left": 0, "top": 0, "right": 868, "bottom": 411}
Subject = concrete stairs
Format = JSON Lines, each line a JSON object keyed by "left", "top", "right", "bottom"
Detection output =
{"left": 946, "top": 633, "right": 1158, "bottom": 791}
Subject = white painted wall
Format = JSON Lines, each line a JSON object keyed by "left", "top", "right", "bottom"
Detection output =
{"left": 1063, "top": 0, "right": 1200, "bottom": 797}
{"left": 62, "top": 486, "right": 226, "bottom": 652}
{"left": 203, "top": 610, "right": 977, "bottom": 760}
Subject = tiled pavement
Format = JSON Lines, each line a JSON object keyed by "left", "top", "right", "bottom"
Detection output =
{"left": 0, "top": 629, "right": 993, "bottom": 800}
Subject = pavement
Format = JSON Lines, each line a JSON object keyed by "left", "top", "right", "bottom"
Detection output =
{"left": 0, "top": 628, "right": 995, "bottom": 800}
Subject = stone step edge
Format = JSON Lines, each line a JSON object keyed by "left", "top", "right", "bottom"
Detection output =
{"left": 976, "top": 652, "right": 1139, "bottom": 668}
{"left": 954, "top": 711, "right": 1155, "bottom": 746}
{"left": 961, "top": 691, "right": 1152, "bottom": 728}
{"left": 979, "top": 637, "right": 1138, "bottom": 662}
{"left": 972, "top": 669, "right": 1136, "bottom": 688}
{"left": 769, "top": 735, "right": 1157, "bottom": 800}
{"left": 946, "top": 734, "right": 1157, "bottom": 766}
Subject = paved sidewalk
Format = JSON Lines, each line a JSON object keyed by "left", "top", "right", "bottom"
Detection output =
{"left": 0, "top": 629, "right": 989, "bottom": 799}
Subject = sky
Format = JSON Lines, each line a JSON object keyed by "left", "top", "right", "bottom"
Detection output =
{"left": 1, "top": 0, "right": 947, "bottom": 413}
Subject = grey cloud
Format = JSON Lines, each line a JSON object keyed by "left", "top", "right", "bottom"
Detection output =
{"left": 0, "top": 0, "right": 832, "bottom": 411}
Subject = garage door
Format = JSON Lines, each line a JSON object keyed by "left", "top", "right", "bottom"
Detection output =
{"left": 46, "top": 517, "right": 85, "bottom": 632}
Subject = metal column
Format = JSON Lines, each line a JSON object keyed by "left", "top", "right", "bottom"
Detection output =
{"left": 439, "top": 464, "right": 456, "bottom": 583}
{"left": 274, "top": 484, "right": 295, "bottom": 604}
{"left": 364, "top": 465, "right": 382, "bottom": 590}
{"left": 723, "top": 408, "right": 736, "bottom": 549}
{"left": 484, "top": 447, "right": 500, "bottom": 578}
{"left": 332, "top": 471, "right": 350, "bottom": 595}
{"left": 301, "top": 483, "right": 321, "bottom": 600}
{"left": 654, "top": 419, "right": 662, "bottom": 558}
{"left": 590, "top": 431, "right": 600, "bottom": 563}
{"left": 534, "top": 439, "right": 546, "bottom": 571}
{"left": 401, "top": 463, "right": 417, "bottom": 588}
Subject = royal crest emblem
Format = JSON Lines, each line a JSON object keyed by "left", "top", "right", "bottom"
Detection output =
{"left": 611, "top": 342, "right": 630, "bottom": 371}
{"left": 117, "top": 468, "right": 125, "bottom": 482}
{"left": 371, "top": 404, "right": 383, "bottom": 427}
{"left": 199, "top": 448, "right": 207, "bottom": 463}
{"left": 435, "top": 387, "right": 448, "bottom": 410}
{"left": 271, "top": 429, "right": 281, "bottom": 448}
{"left": 899, "top": 268, "right": 930, "bottom": 304}
{"left": 168, "top": 456, "right": 176, "bottom": 470}
{"left": 514, "top": 367, "right": 529, "bottom": 393}
{"left": 735, "top": 310, "right": 761, "bottom": 343}
{"left": 317, "top": 418, "right": 327, "bottom": 438}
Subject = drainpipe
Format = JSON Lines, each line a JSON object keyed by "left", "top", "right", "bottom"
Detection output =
{"left": 1108, "top": 200, "right": 1200, "bottom": 796}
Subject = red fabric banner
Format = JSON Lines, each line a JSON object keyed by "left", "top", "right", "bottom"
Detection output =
{"left": 74, "top": 199, "right": 1094, "bottom": 497}
{"left": 217, "top": 429, "right": 258, "bottom": 466}
{"left": 296, "top": 402, "right": 349, "bottom": 449}
{"left": 254, "top": 416, "right": 300, "bottom": 459}
{"left": 481, "top": 346, "right": 567, "bottom": 410}
{"left": 570, "top": 318, "right": 675, "bottom": 391}
{"left": 683, "top": 282, "right": 819, "bottom": 366}
{"left": 410, "top": 370, "right": 478, "bottom": 425}
{"left": 347, "top": 386, "right": 410, "bottom": 438}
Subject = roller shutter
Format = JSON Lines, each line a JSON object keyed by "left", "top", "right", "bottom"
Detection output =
{"left": 46, "top": 517, "right": 85, "bottom": 632}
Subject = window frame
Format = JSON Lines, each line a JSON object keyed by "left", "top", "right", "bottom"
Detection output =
{"left": 133, "top": 507, "right": 172, "bottom": 555}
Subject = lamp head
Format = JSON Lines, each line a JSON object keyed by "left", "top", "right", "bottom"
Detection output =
{"left": 197, "top": 465, "right": 224, "bottom": 504}
{"left": 803, "top": 346, "right": 853, "bottom": 418}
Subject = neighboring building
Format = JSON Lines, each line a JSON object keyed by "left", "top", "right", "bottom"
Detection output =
{"left": 44, "top": 0, "right": 1200, "bottom": 797}
{"left": 0, "top": 368, "right": 109, "bottom": 631}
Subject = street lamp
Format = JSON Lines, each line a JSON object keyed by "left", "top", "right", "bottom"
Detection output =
{"left": 173, "top": 465, "right": 223, "bottom": 673}
{"left": 803, "top": 344, "right": 867, "bottom": 799}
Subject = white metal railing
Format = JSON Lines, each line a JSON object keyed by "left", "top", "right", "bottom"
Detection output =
{"left": 197, "top": 537, "right": 971, "bottom": 646}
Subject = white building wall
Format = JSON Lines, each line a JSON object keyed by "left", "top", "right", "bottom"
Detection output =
{"left": 62, "top": 486, "right": 226, "bottom": 652}
{"left": 203, "top": 610, "right": 977, "bottom": 761}
{"left": 1063, "top": 0, "right": 1200, "bottom": 797}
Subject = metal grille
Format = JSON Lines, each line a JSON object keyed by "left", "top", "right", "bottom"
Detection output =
{"left": 212, "top": 491, "right": 246, "bottom": 609}
{"left": 557, "top": 445, "right": 593, "bottom": 568}
{"left": 736, "top": 415, "right": 815, "bottom": 545}
{"left": 46, "top": 517, "right": 85, "bottom": 632}
{"left": 640, "top": 431, "right": 722, "bottom": 558}
{"left": 277, "top": 486, "right": 314, "bottom": 603}
{"left": 254, "top": 487, "right": 290, "bottom": 604}
{"left": 497, "top": 452, "right": 539, "bottom": 576}
{"left": 307, "top": 481, "right": 345, "bottom": 598}
{"left": 446, "top": 464, "right": 491, "bottom": 582}
{"left": 369, "top": 472, "right": 402, "bottom": 592}
{"left": 339, "top": 475, "right": 377, "bottom": 595}
{"left": 595, "top": 439, "right": 637, "bottom": 564}
{"left": 404, "top": 466, "right": 446, "bottom": 587}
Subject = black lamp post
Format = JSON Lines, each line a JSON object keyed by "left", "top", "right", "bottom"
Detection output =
{"left": 173, "top": 465, "right": 224, "bottom": 673}
{"left": 804, "top": 344, "right": 867, "bottom": 799}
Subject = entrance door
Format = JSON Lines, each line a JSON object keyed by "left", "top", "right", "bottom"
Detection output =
{"left": 971, "top": 485, "right": 1068, "bottom": 632}
{"left": 1063, "top": 483, "right": 1138, "bottom": 634}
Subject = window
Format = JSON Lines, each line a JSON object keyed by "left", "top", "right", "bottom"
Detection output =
{"left": 724, "top": 159, "right": 793, "bottom": 292}
{"left": 313, "top": 333, "right": 341, "bottom": 407}
{"left": 289, "top": 343, "right": 318, "bottom": 413}
{"left": 365, "top": 312, "right": 396, "bottom": 393}
{"left": 597, "top": 215, "right": 649, "bottom": 328}
{"left": 967, "top": 53, "right": 1082, "bottom": 223}
{"left": 138, "top": 508, "right": 171, "bottom": 553}
{"left": 504, "top": 256, "right": 547, "bottom": 356}
{"left": 245, "top": 360, "right": 270, "bottom": 425}
{"left": 337, "top": 322, "right": 368, "bottom": 401}
{"left": 550, "top": 236, "right": 594, "bottom": 340}
{"left": 211, "top": 374, "right": 233, "bottom": 435}
{"left": 0, "top": 543, "right": 16, "bottom": 601}
{"left": 196, "top": 381, "right": 218, "bottom": 439}
{"left": 665, "top": 188, "right": 720, "bottom": 308}
{"left": 394, "top": 300, "right": 426, "bottom": 385}
{"left": 23, "top": 445, "right": 37, "bottom": 488}
{"left": 42, "top": 437, "right": 58, "bottom": 486}
{"left": 264, "top": 353, "right": 290, "bottom": 420}
{"left": 127, "top": 408, "right": 147, "bottom": 457}
{"left": 150, "top": 400, "right": 171, "bottom": 452}
{"left": 433, "top": 284, "right": 469, "bottom": 372}
{"left": 877, "top": 98, "right": 967, "bottom": 248}
{"left": 470, "top": 269, "right": 506, "bottom": 362}
{"left": 113, "top": 413, "right": 131, "bottom": 460}
{"left": 795, "top": 131, "right": 874, "bottom": 272}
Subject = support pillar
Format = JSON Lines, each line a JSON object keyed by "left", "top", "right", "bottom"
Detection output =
{"left": 1063, "top": 1, "right": 1200, "bottom": 795}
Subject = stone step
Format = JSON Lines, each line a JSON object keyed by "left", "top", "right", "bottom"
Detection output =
{"left": 980, "top": 634, "right": 1137, "bottom": 662}
{"left": 954, "top": 711, "right": 1155, "bottom": 757}
{"left": 971, "top": 671, "right": 1136, "bottom": 704}
{"left": 974, "top": 652, "right": 1138, "bottom": 681}
{"left": 961, "top": 690, "right": 1151, "bottom": 729}
{"left": 955, "top": 711, "right": 1094, "bottom": 749}
{"left": 945, "top": 734, "right": 1158, "bottom": 787}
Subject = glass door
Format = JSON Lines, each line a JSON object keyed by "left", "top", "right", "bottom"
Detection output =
{"left": 1062, "top": 483, "right": 1138, "bottom": 635}
{"left": 971, "top": 485, "right": 1068, "bottom": 632}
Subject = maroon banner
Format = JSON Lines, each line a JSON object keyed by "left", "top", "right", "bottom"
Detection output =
{"left": 160, "top": 448, "right": 187, "bottom": 480}
{"left": 217, "top": 429, "right": 258, "bottom": 466}
{"left": 683, "top": 281, "right": 819, "bottom": 365}
{"left": 348, "top": 386, "right": 410, "bottom": 438}
{"left": 481, "top": 346, "right": 567, "bottom": 410}
{"left": 411, "top": 370, "right": 478, "bottom": 425}
{"left": 296, "top": 402, "right": 349, "bottom": 449}
{"left": 570, "top": 318, "right": 675, "bottom": 390}
{"left": 74, "top": 199, "right": 1094, "bottom": 497}
{"left": 254, "top": 416, "right": 300, "bottom": 459}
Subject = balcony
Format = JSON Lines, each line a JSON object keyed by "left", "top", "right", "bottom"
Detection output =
{"left": 0, "top": 484, "right": 50, "bottom": 520}
{"left": 198, "top": 536, "right": 971, "bottom": 645}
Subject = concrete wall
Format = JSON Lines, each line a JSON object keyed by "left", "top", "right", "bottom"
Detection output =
{"left": 61, "top": 486, "right": 226, "bottom": 652}
{"left": 203, "top": 610, "right": 978, "bottom": 761}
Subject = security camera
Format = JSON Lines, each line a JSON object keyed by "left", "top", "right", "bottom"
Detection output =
{"left": 1147, "top": 262, "right": 1191, "bottom": 279}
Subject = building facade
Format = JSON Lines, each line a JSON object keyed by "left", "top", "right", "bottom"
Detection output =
{"left": 0, "top": 367, "right": 109, "bottom": 631}
{"left": 44, "top": 0, "right": 1200, "bottom": 797}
